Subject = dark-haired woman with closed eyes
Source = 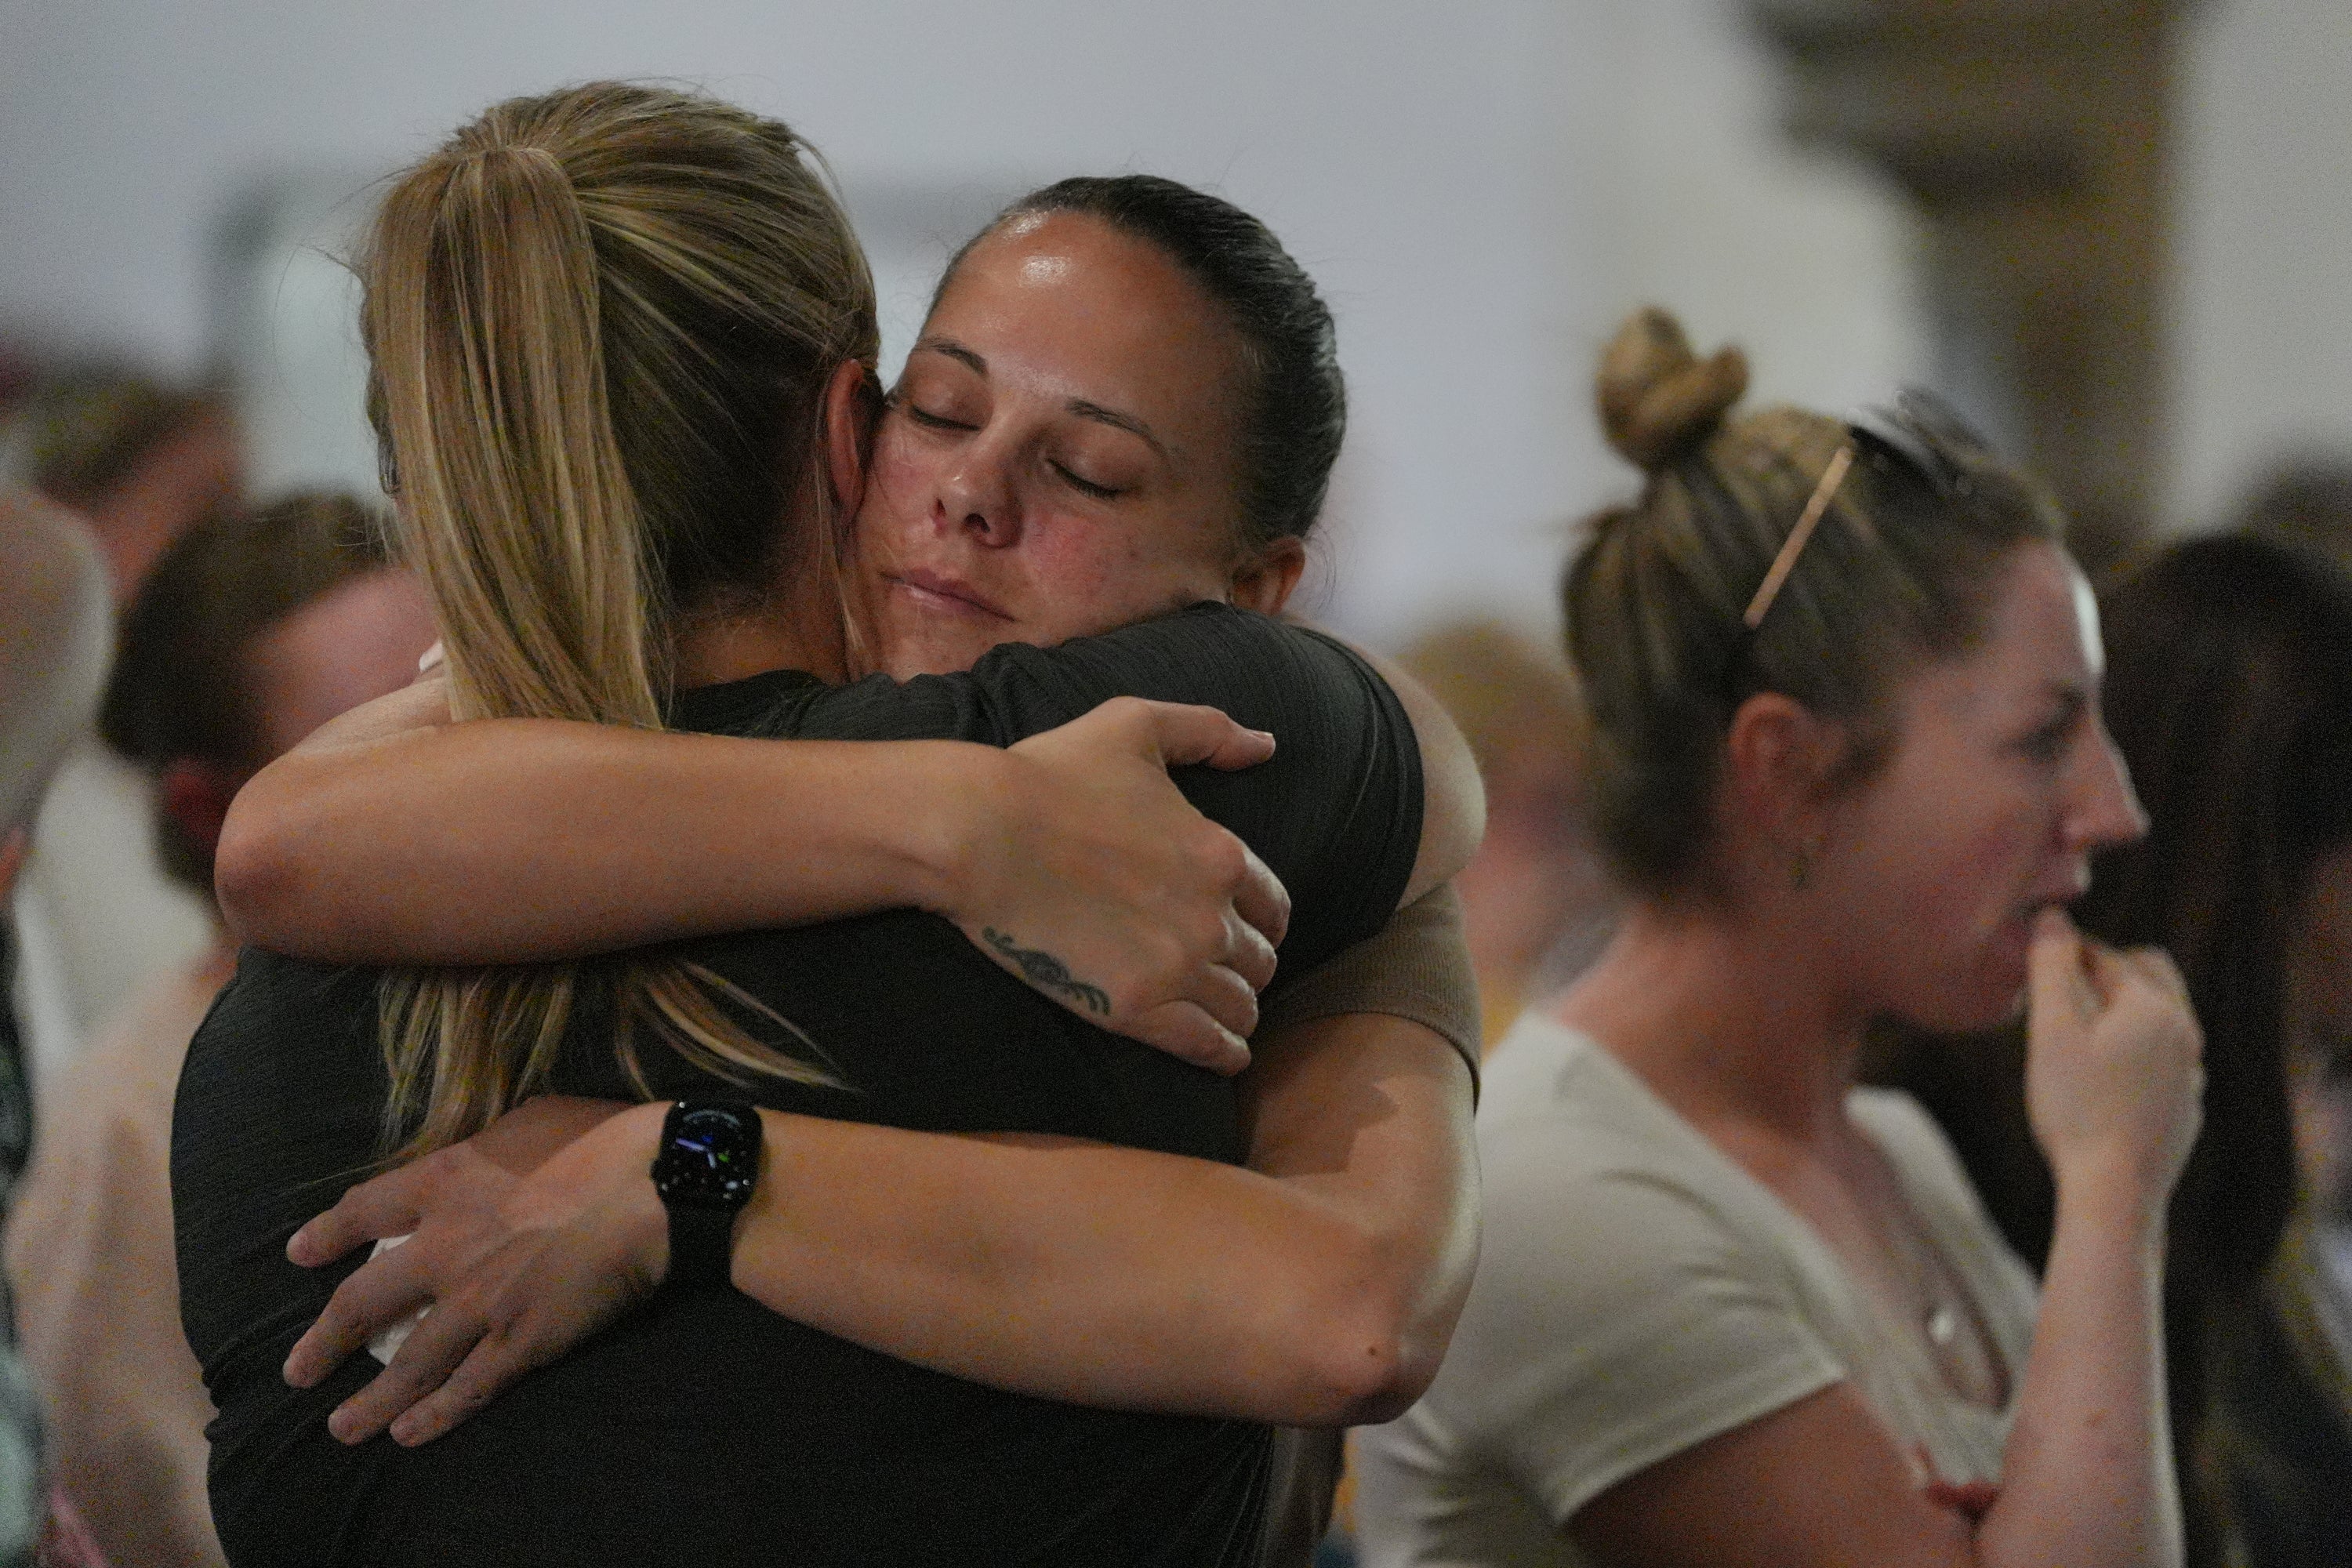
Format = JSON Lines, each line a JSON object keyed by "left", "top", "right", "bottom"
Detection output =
{"left": 1354, "top": 308, "right": 2202, "bottom": 1568}
{"left": 172, "top": 84, "right": 1480, "bottom": 1568}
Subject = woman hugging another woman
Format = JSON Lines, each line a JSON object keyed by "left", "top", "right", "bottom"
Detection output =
{"left": 174, "top": 83, "right": 1482, "bottom": 1568}
{"left": 1355, "top": 308, "right": 2204, "bottom": 1568}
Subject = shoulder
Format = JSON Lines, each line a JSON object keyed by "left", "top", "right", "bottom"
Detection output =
{"left": 0, "top": 494, "right": 110, "bottom": 828}
{"left": 1465, "top": 1022, "right": 1806, "bottom": 1341}
{"left": 977, "top": 603, "right": 1402, "bottom": 739}
{"left": 1412, "top": 1017, "right": 1842, "bottom": 1514}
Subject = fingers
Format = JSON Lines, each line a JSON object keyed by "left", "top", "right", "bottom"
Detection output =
{"left": 289, "top": 1166, "right": 431, "bottom": 1269}
{"left": 387, "top": 1330, "right": 528, "bottom": 1446}
{"left": 1131, "top": 1000, "right": 1252, "bottom": 1076}
{"left": 326, "top": 1289, "right": 488, "bottom": 1444}
{"left": 1230, "top": 843, "right": 1291, "bottom": 952}
{"left": 2120, "top": 945, "right": 2191, "bottom": 1009}
{"left": 2027, "top": 906, "right": 2094, "bottom": 1028}
{"left": 285, "top": 1241, "right": 437, "bottom": 1390}
{"left": 1223, "top": 908, "right": 1279, "bottom": 995}
{"left": 1131, "top": 699, "right": 1276, "bottom": 773}
{"left": 1187, "top": 960, "right": 1261, "bottom": 1043}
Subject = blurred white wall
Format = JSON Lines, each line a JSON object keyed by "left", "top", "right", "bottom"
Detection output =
{"left": 2172, "top": 0, "right": 2352, "bottom": 530}
{"left": 0, "top": 0, "right": 1922, "bottom": 646}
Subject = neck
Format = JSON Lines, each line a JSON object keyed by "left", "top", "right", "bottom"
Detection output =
{"left": 1554, "top": 896, "right": 1866, "bottom": 1146}
{"left": 670, "top": 534, "right": 851, "bottom": 689}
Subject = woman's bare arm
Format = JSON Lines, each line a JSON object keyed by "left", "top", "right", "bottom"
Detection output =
{"left": 222, "top": 687, "right": 1289, "bottom": 1072}
{"left": 220, "top": 644, "right": 1476, "bottom": 958}
{"left": 285, "top": 1002, "right": 1479, "bottom": 1443}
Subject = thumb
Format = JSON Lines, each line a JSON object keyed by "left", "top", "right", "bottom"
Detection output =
{"left": 1138, "top": 702, "right": 1276, "bottom": 773}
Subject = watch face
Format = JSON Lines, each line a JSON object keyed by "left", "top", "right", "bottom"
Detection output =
{"left": 654, "top": 1102, "right": 760, "bottom": 1207}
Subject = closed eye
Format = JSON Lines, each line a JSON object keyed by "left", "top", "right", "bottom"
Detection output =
{"left": 903, "top": 403, "right": 976, "bottom": 433}
{"left": 1051, "top": 461, "right": 1124, "bottom": 501}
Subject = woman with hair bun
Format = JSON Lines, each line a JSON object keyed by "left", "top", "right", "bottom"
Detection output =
{"left": 1354, "top": 307, "right": 2201, "bottom": 1567}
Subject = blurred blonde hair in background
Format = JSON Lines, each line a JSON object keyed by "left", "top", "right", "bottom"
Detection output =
{"left": 1399, "top": 619, "right": 1611, "bottom": 1045}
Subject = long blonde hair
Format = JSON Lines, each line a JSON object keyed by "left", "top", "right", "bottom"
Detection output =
{"left": 359, "top": 82, "right": 879, "bottom": 1156}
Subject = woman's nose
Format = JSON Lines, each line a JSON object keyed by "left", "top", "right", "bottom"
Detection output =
{"left": 935, "top": 452, "right": 1022, "bottom": 547}
{"left": 2069, "top": 722, "right": 2149, "bottom": 853}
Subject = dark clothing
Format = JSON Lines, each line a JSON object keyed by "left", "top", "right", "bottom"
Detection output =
{"left": 173, "top": 605, "right": 1422, "bottom": 1568}
{"left": 2201, "top": 1225, "right": 2352, "bottom": 1568}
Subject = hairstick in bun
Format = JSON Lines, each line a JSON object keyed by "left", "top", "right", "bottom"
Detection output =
{"left": 1743, "top": 445, "right": 1853, "bottom": 630}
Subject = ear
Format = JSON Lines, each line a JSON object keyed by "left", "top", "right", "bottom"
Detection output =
{"left": 821, "top": 358, "right": 878, "bottom": 519}
{"left": 1721, "top": 691, "right": 1847, "bottom": 846}
{"left": 158, "top": 758, "right": 244, "bottom": 873}
{"left": 1228, "top": 538, "right": 1308, "bottom": 616}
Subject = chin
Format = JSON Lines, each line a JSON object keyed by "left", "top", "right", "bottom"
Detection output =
{"left": 1895, "top": 967, "right": 2031, "bottom": 1037}
{"left": 870, "top": 612, "right": 994, "bottom": 681}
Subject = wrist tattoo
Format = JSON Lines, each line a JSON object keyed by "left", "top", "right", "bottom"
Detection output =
{"left": 981, "top": 928, "right": 1112, "bottom": 1015}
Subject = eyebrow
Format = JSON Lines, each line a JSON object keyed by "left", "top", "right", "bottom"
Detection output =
{"left": 913, "top": 336, "right": 1175, "bottom": 463}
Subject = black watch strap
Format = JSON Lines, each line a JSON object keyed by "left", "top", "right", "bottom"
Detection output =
{"left": 666, "top": 1203, "right": 741, "bottom": 1293}
{"left": 649, "top": 1098, "right": 763, "bottom": 1294}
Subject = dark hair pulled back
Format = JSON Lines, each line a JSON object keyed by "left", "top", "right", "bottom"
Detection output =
{"left": 942, "top": 174, "right": 1344, "bottom": 556}
{"left": 1564, "top": 307, "right": 2065, "bottom": 898}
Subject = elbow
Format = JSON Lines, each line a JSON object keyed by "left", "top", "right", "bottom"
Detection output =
{"left": 1308, "top": 1342, "right": 1418, "bottom": 1428}
{"left": 212, "top": 775, "right": 311, "bottom": 948}
{"left": 1304, "top": 1311, "right": 1444, "bottom": 1428}
{"left": 1281, "top": 1269, "right": 1458, "bottom": 1428}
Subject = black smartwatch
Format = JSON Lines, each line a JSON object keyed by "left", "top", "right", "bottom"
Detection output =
{"left": 648, "top": 1098, "right": 764, "bottom": 1291}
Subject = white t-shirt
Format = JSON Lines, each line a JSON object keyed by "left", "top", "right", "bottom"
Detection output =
{"left": 1354, "top": 1014, "right": 2039, "bottom": 1567}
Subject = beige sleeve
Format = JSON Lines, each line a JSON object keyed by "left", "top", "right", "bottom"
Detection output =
{"left": 1258, "top": 883, "right": 1481, "bottom": 1092}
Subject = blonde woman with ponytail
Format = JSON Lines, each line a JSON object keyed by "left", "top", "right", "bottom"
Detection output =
{"left": 175, "top": 85, "right": 1479, "bottom": 1568}
{"left": 1354, "top": 309, "right": 2202, "bottom": 1568}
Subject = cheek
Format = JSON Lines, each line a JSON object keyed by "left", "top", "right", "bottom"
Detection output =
{"left": 859, "top": 430, "right": 935, "bottom": 539}
{"left": 1839, "top": 782, "right": 2048, "bottom": 1020}
{"left": 1012, "top": 510, "right": 1229, "bottom": 639}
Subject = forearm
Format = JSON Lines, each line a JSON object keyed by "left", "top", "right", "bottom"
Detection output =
{"left": 219, "top": 717, "right": 978, "bottom": 962}
{"left": 734, "top": 1119, "right": 1403, "bottom": 1423}
{"left": 659, "top": 1015, "right": 1473, "bottom": 1425}
{"left": 1975, "top": 1172, "right": 2180, "bottom": 1568}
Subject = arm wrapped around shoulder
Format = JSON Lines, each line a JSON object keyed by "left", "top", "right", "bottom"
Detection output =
{"left": 1257, "top": 884, "right": 1481, "bottom": 1091}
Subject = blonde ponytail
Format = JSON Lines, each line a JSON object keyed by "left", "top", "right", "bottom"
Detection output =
{"left": 361, "top": 84, "right": 875, "bottom": 1156}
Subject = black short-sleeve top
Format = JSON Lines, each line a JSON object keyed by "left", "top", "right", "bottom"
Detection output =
{"left": 172, "top": 604, "right": 1422, "bottom": 1568}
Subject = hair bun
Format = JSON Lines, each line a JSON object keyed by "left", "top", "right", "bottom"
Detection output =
{"left": 1596, "top": 307, "right": 1748, "bottom": 474}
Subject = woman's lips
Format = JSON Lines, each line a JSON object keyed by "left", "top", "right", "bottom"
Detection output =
{"left": 886, "top": 568, "right": 1013, "bottom": 622}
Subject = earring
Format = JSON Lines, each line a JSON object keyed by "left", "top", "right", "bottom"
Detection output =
{"left": 1790, "top": 833, "right": 1825, "bottom": 890}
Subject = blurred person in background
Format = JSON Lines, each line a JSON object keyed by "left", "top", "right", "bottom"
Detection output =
{"left": 2230, "top": 457, "right": 2352, "bottom": 581}
{"left": 0, "top": 495, "right": 116, "bottom": 1567}
{"left": 1399, "top": 620, "right": 1612, "bottom": 1044}
{"left": 1882, "top": 533, "right": 2352, "bottom": 1566}
{"left": 7, "top": 368, "right": 243, "bottom": 1088}
{"left": 17, "top": 369, "right": 241, "bottom": 610}
{"left": 1356, "top": 309, "right": 2202, "bottom": 1568}
{"left": 2093, "top": 535, "right": 2352, "bottom": 1568}
{"left": 4, "top": 492, "right": 431, "bottom": 1568}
